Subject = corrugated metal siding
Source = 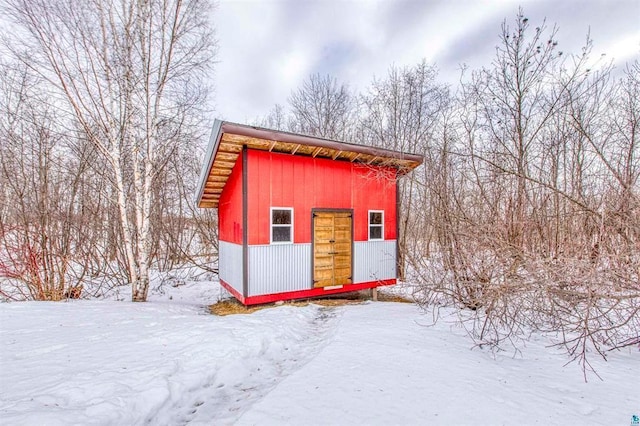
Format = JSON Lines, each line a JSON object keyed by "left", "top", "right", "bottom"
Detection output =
{"left": 353, "top": 240, "right": 397, "bottom": 283}
{"left": 248, "top": 244, "right": 311, "bottom": 296}
{"left": 219, "top": 240, "right": 243, "bottom": 294}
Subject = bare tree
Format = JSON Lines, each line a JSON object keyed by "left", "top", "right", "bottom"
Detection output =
{"left": 255, "top": 103, "right": 289, "bottom": 131}
{"left": 289, "top": 73, "right": 355, "bottom": 140}
{"left": 0, "top": 62, "right": 97, "bottom": 300}
{"left": 151, "top": 137, "right": 219, "bottom": 273}
{"left": 3, "top": 0, "right": 216, "bottom": 301}
{"left": 406, "top": 12, "right": 639, "bottom": 376}
{"left": 360, "top": 61, "right": 448, "bottom": 278}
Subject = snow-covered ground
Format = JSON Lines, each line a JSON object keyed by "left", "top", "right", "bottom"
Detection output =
{"left": 0, "top": 280, "right": 638, "bottom": 425}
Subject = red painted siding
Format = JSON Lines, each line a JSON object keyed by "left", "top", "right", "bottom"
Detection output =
{"left": 218, "top": 155, "right": 243, "bottom": 244}
{"left": 246, "top": 150, "right": 397, "bottom": 245}
{"left": 352, "top": 164, "right": 397, "bottom": 241}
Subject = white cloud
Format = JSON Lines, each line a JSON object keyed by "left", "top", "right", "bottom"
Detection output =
{"left": 279, "top": 48, "right": 313, "bottom": 84}
{"left": 600, "top": 32, "right": 640, "bottom": 64}
{"left": 212, "top": 0, "right": 640, "bottom": 123}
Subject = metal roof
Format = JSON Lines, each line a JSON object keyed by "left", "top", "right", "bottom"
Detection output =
{"left": 195, "top": 119, "right": 424, "bottom": 208}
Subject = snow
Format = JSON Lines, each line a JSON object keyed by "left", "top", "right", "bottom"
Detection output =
{"left": 1, "top": 280, "right": 638, "bottom": 425}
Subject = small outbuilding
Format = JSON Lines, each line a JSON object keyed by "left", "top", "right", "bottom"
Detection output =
{"left": 195, "top": 120, "right": 423, "bottom": 305}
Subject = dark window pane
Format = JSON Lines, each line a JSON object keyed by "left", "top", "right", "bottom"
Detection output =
{"left": 272, "top": 209, "right": 291, "bottom": 225}
{"left": 369, "top": 225, "right": 382, "bottom": 240}
{"left": 370, "top": 212, "right": 383, "bottom": 225}
{"left": 273, "top": 226, "right": 291, "bottom": 242}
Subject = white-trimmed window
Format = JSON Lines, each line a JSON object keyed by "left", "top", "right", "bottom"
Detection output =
{"left": 271, "top": 207, "right": 293, "bottom": 243}
{"left": 368, "top": 210, "right": 384, "bottom": 241}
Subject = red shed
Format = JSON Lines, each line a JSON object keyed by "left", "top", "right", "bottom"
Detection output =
{"left": 195, "top": 120, "right": 423, "bottom": 305}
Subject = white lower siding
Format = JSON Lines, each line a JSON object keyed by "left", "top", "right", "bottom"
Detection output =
{"left": 219, "top": 240, "right": 243, "bottom": 295}
{"left": 248, "top": 244, "right": 311, "bottom": 296}
{"left": 231, "top": 240, "right": 395, "bottom": 298}
{"left": 353, "top": 240, "right": 397, "bottom": 283}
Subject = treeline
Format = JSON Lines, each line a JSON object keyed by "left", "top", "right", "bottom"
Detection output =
{"left": 0, "top": 0, "right": 218, "bottom": 301}
{"left": 256, "top": 14, "right": 639, "bottom": 371}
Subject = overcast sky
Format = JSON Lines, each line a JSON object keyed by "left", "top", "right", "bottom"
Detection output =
{"left": 211, "top": 0, "right": 639, "bottom": 124}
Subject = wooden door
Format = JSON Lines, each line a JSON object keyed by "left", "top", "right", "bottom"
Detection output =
{"left": 313, "top": 211, "right": 352, "bottom": 288}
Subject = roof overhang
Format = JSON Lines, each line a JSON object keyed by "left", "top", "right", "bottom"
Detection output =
{"left": 195, "top": 120, "right": 424, "bottom": 208}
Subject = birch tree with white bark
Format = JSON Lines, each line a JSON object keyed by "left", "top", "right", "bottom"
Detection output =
{"left": 3, "top": 0, "right": 216, "bottom": 301}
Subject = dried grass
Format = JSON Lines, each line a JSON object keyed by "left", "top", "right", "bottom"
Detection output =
{"left": 377, "top": 292, "right": 414, "bottom": 303}
{"left": 209, "top": 289, "right": 413, "bottom": 316}
{"left": 209, "top": 299, "right": 267, "bottom": 316}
